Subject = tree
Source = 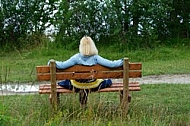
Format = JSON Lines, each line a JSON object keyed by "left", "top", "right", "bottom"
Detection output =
{"left": 169, "top": 0, "right": 190, "bottom": 38}
{"left": 0, "top": 0, "right": 56, "bottom": 49}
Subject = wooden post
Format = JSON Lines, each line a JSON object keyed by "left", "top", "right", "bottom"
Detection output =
{"left": 50, "top": 60, "right": 58, "bottom": 111}
{"left": 122, "top": 58, "right": 129, "bottom": 115}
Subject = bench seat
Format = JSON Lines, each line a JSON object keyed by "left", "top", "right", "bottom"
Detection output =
{"left": 39, "top": 82, "right": 141, "bottom": 94}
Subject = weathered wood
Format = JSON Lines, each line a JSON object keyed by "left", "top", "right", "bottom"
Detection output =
{"left": 37, "top": 70, "right": 141, "bottom": 81}
{"left": 50, "top": 60, "right": 57, "bottom": 111}
{"left": 39, "top": 82, "right": 140, "bottom": 89}
{"left": 37, "top": 72, "right": 141, "bottom": 81}
{"left": 39, "top": 82, "right": 140, "bottom": 93}
{"left": 36, "top": 62, "right": 142, "bottom": 73}
{"left": 122, "top": 58, "right": 129, "bottom": 114}
{"left": 39, "top": 86, "right": 141, "bottom": 94}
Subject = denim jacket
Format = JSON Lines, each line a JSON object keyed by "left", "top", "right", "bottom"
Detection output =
{"left": 48, "top": 53, "right": 123, "bottom": 69}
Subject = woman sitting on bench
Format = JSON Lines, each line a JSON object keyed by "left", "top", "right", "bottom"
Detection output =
{"left": 48, "top": 36, "right": 123, "bottom": 104}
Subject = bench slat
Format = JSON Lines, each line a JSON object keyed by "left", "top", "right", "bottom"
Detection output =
{"left": 37, "top": 71, "right": 141, "bottom": 81}
{"left": 36, "top": 63, "right": 142, "bottom": 73}
{"left": 99, "top": 87, "right": 141, "bottom": 92}
{"left": 39, "top": 86, "right": 140, "bottom": 94}
{"left": 39, "top": 82, "right": 141, "bottom": 94}
{"left": 39, "top": 82, "right": 140, "bottom": 90}
{"left": 129, "top": 63, "right": 142, "bottom": 70}
{"left": 39, "top": 84, "right": 140, "bottom": 90}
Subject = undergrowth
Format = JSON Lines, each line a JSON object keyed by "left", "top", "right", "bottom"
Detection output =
{"left": 0, "top": 84, "right": 190, "bottom": 126}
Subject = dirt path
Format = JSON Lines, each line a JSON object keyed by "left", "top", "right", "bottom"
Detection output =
{"left": 136, "top": 74, "right": 190, "bottom": 84}
{"left": 112, "top": 74, "right": 190, "bottom": 84}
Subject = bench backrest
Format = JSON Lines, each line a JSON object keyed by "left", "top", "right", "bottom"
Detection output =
{"left": 36, "top": 58, "right": 142, "bottom": 81}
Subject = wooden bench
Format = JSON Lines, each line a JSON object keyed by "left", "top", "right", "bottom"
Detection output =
{"left": 36, "top": 58, "right": 142, "bottom": 113}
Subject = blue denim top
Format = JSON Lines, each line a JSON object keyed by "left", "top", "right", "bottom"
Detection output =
{"left": 48, "top": 53, "right": 123, "bottom": 69}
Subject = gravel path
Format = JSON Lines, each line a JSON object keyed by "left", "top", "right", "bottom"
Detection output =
{"left": 136, "top": 74, "right": 190, "bottom": 84}
{"left": 111, "top": 74, "right": 190, "bottom": 84}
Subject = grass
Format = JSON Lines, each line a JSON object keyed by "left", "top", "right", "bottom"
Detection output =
{"left": 0, "top": 41, "right": 190, "bottom": 125}
{"left": 0, "top": 84, "right": 190, "bottom": 125}
{"left": 0, "top": 44, "right": 190, "bottom": 82}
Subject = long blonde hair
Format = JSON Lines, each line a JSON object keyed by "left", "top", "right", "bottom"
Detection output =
{"left": 79, "top": 36, "right": 98, "bottom": 56}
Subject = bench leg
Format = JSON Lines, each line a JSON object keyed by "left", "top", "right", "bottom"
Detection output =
{"left": 79, "top": 89, "right": 88, "bottom": 107}
{"left": 49, "top": 93, "right": 60, "bottom": 105}
{"left": 57, "top": 93, "right": 60, "bottom": 104}
{"left": 120, "top": 91, "right": 131, "bottom": 103}
{"left": 49, "top": 94, "right": 52, "bottom": 104}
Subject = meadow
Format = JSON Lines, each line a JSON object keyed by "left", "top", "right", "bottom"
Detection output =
{"left": 1, "top": 84, "right": 190, "bottom": 126}
{"left": 0, "top": 41, "right": 190, "bottom": 125}
{"left": 0, "top": 43, "right": 190, "bottom": 82}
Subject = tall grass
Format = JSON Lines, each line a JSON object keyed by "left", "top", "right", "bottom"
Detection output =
{"left": 0, "top": 40, "right": 190, "bottom": 82}
{"left": 1, "top": 84, "right": 190, "bottom": 125}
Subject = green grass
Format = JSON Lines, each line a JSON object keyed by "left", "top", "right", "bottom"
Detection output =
{"left": 0, "top": 41, "right": 190, "bottom": 125}
{"left": 1, "top": 84, "right": 190, "bottom": 125}
{"left": 0, "top": 44, "right": 190, "bottom": 82}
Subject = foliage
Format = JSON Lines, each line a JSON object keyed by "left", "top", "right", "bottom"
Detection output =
{"left": 0, "top": 0, "right": 190, "bottom": 50}
{"left": 52, "top": 0, "right": 190, "bottom": 49}
{"left": 0, "top": 0, "right": 56, "bottom": 50}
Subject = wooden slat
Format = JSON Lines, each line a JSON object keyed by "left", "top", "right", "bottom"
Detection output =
{"left": 129, "top": 63, "right": 142, "bottom": 70}
{"left": 36, "top": 63, "right": 142, "bottom": 74}
{"left": 39, "top": 82, "right": 141, "bottom": 94}
{"left": 39, "top": 82, "right": 140, "bottom": 90}
{"left": 99, "top": 87, "right": 141, "bottom": 92}
{"left": 39, "top": 86, "right": 140, "bottom": 94}
{"left": 39, "top": 89, "right": 73, "bottom": 94}
{"left": 37, "top": 71, "right": 141, "bottom": 81}
{"left": 36, "top": 66, "right": 50, "bottom": 73}
{"left": 58, "top": 65, "right": 122, "bottom": 72}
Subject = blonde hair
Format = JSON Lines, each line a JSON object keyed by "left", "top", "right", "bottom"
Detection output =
{"left": 79, "top": 36, "right": 98, "bottom": 56}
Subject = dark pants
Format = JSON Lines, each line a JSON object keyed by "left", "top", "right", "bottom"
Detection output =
{"left": 58, "top": 79, "right": 112, "bottom": 105}
{"left": 58, "top": 79, "right": 112, "bottom": 92}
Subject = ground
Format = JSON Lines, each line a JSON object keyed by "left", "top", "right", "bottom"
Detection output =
{"left": 137, "top": 74, "right": 190, "bottom": 84}
{"left": 112, "top": 74, "right": 190, "bottom": 84}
